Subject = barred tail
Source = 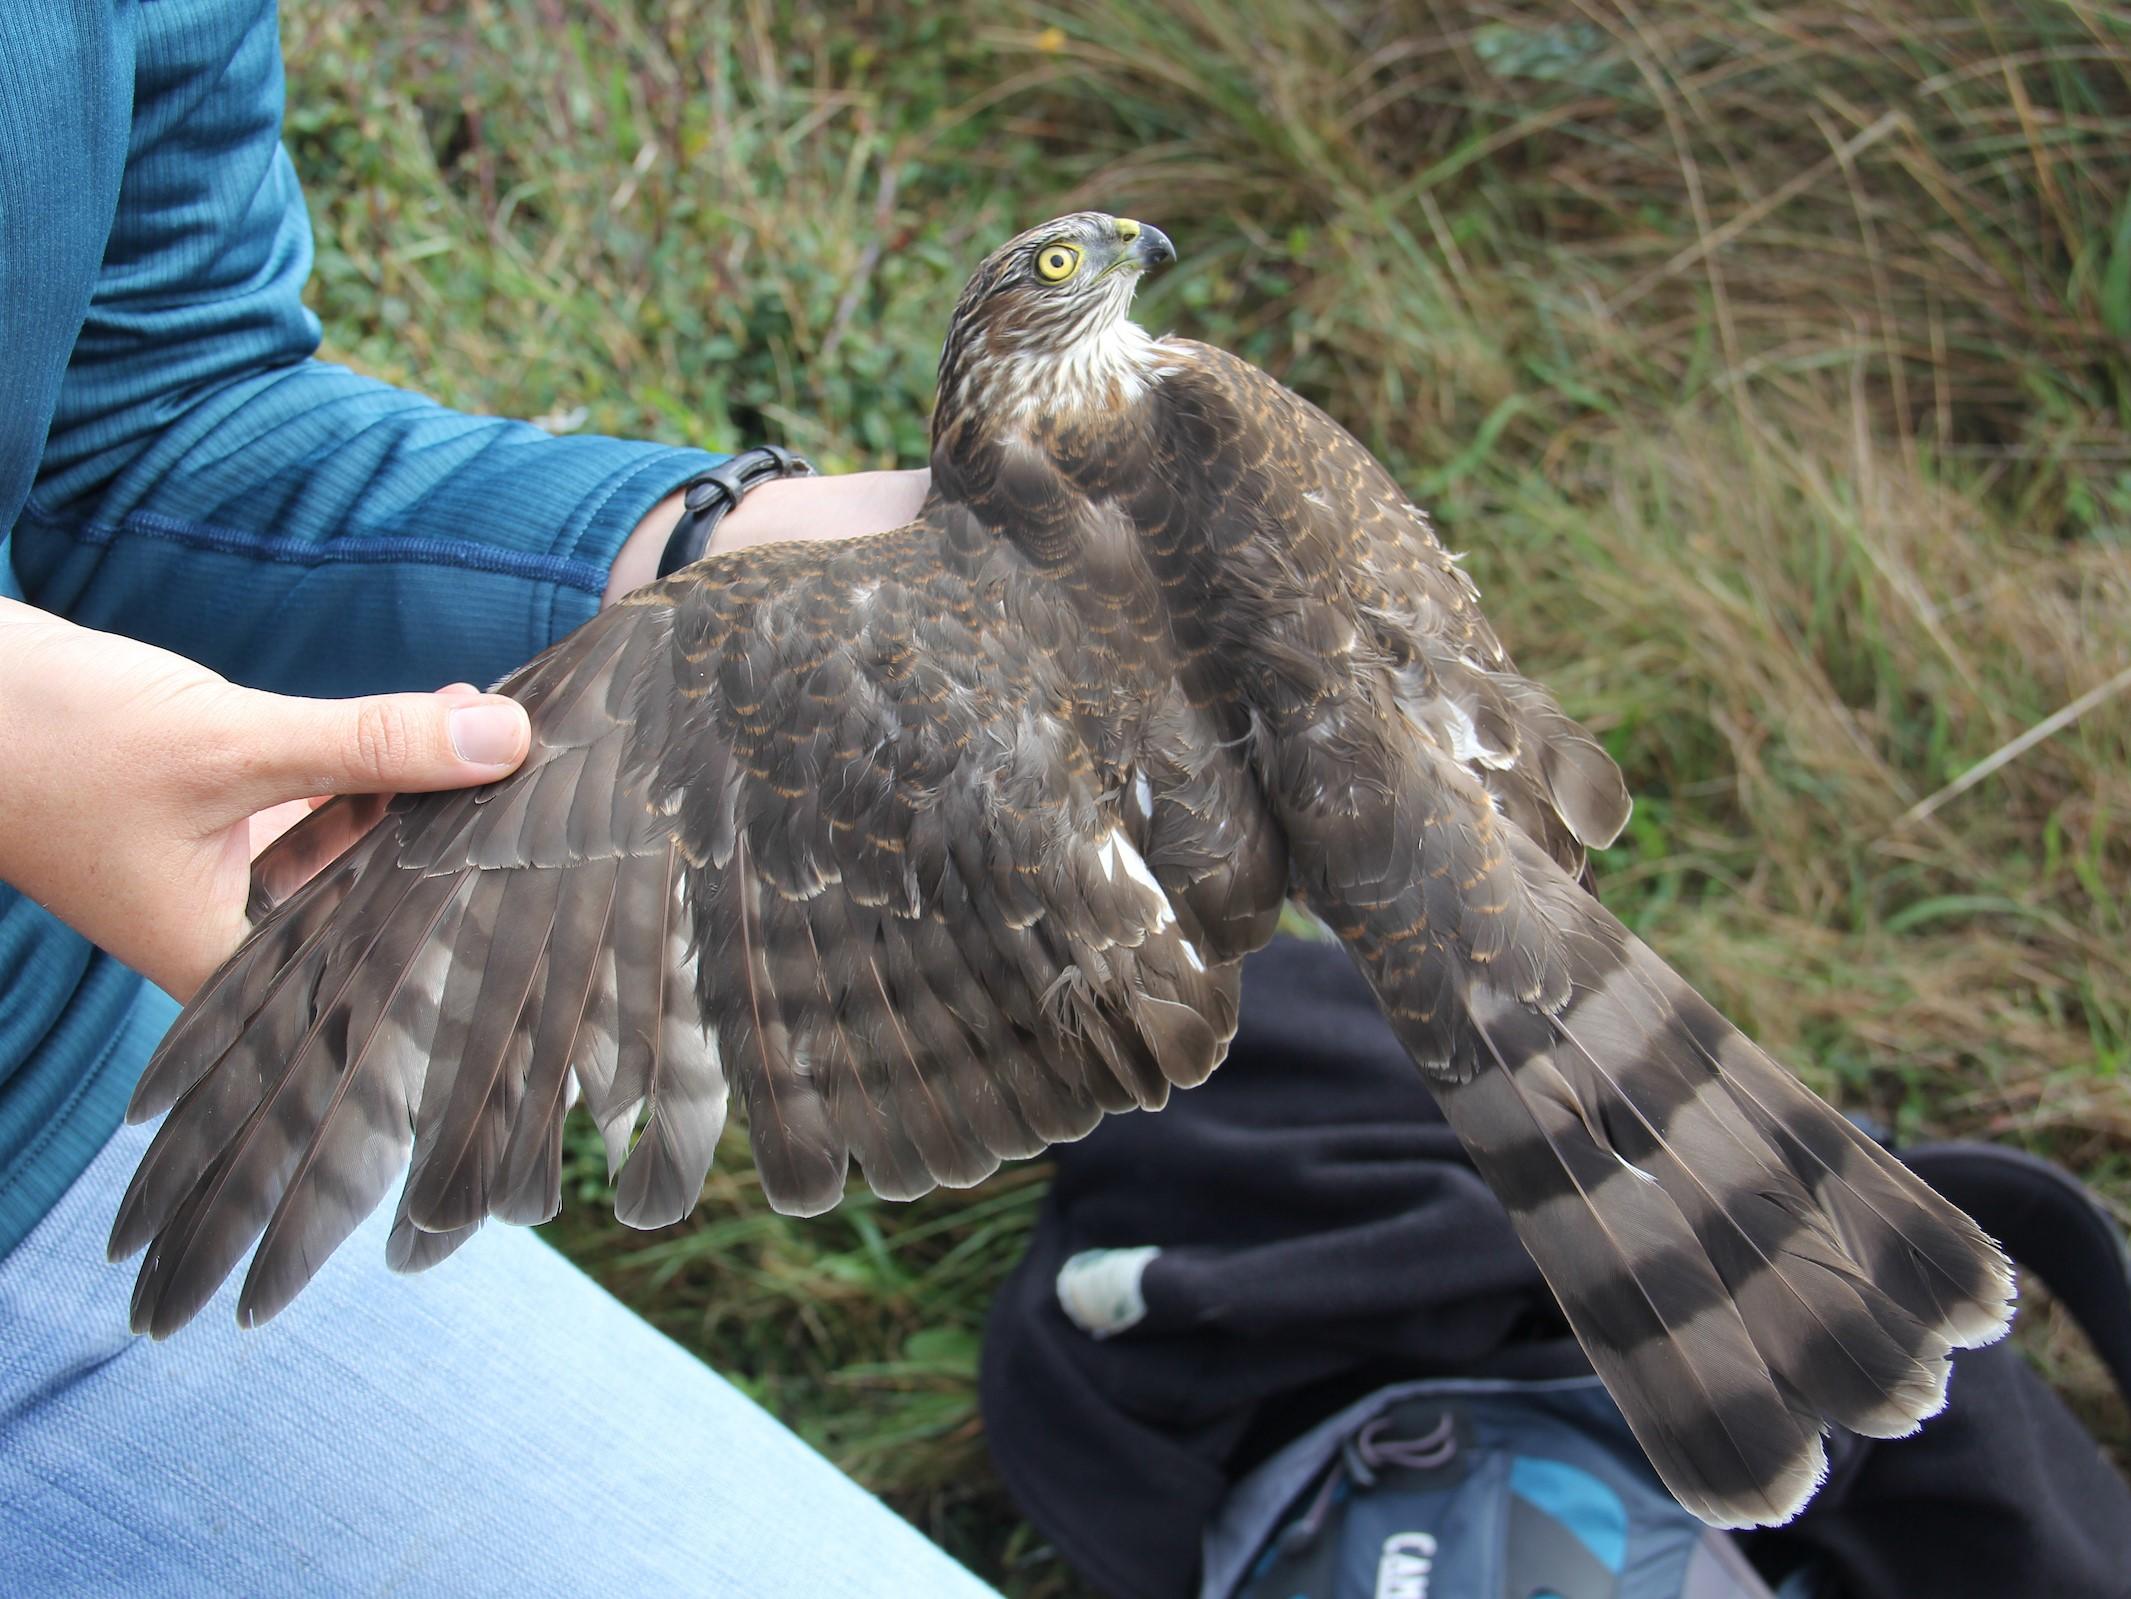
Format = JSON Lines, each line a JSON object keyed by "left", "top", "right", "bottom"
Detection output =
{"left": 1365, "top": 848, "right": 2014, "bottom": 1527}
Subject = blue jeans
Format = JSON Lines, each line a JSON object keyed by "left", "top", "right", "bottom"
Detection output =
{"left": 0, "top": 1007, "right": 999, "bottom": 1597}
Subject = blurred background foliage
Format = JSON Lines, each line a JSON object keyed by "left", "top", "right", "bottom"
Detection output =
{"left": 282, "top": 2, "right": 2130, "bottom": 1591}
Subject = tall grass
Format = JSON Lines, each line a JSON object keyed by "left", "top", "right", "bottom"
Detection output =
{"left": 283, "top": 3, "right": 2130, "bottom": 1591}
{"left": 1014, "top": 3, "right": 2131, "bottom": 474}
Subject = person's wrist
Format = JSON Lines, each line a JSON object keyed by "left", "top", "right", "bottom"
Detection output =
{"left": 707, "top": 469, "right": 924, "bottom": 556}
{"left": 603, "top": 466, "right": 933, "bottom": 605}
{"left": 657, "top": 447, "right": 818, "bottom": 579}
{"left": 606, "top": 490, "right": 686, "bottom": 604}
{"left": 604, "top": 447, "right": 816, "bottom": 603}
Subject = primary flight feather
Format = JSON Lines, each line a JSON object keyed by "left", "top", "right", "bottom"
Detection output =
{"left": 112, "top": 213, "right": 2013, "bottom": 1528}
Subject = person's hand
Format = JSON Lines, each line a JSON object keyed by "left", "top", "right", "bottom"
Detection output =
{"left": 0, "top": 598, "right": 531, "bottom": 1002}
{"left": 604, "top": 467, "right": 930, "bottom": 602}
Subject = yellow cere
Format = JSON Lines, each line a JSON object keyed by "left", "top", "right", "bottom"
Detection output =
{"left": 1116, "top": 218, "right": 1140, "bottom": 242}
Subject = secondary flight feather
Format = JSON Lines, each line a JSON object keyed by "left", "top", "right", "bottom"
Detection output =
{"left": 112, "top": 213, "right": 2013, "bottom": 1528}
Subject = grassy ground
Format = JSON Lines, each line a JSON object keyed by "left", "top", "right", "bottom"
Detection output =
{"left": 283, "top": 2, "right": 2131, "bottom": 1591}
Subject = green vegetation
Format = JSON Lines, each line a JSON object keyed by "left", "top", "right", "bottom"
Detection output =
{"left": 283, "top": 2, "right": 2130, "bottom": 1590}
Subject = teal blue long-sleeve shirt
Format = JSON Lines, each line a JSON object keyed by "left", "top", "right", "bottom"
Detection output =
{"left": 0, "top": 0, "right": 725, "bottom": 1253}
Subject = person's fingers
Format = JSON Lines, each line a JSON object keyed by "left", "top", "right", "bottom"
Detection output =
{"left": 215, "top": 685, "right": 531, "bottom": 813}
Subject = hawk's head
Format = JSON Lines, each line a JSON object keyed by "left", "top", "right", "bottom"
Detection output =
{"left": 934, "top": 212, "right": 1177, "bottom": 430}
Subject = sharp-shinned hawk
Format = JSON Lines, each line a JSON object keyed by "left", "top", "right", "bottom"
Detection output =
{"left": 110, "top": 213, "right": 2013, "bottom": 1529}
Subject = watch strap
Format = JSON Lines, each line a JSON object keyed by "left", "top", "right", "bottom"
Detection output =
{"left": 654, "top": 444, "right": 816, "bottom": 578}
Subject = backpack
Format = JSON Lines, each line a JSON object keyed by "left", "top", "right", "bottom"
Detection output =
{"left": 1207, "top": 1376, "right": 1783, "bottom": 1599}
{"left": 1198, "top": 1140, "right": 2131, "bottom": 1599}
{"left": 982, "top": 938, "right": 2131, "bottom": 1599}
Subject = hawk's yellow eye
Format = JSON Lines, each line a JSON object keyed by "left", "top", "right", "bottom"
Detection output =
{"left": 1035, "top": 244, "right": 1082, "bottom": 283}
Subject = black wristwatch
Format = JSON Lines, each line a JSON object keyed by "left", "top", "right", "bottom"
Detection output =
{"left": 655, "top": 444, "right": 816, "bottom": 577}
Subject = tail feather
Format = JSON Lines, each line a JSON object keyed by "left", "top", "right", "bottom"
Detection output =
{"left": 1361, "top": 836, "right": 2014, "bottom": 1527}
{"left": 1680, "top": 990, "right": 2014, "bottom": 1349}
{"left": 1439, "top": 1036, "right": 1828, "bottom": 1528}
{"left": 1533, "top": 964, "right": 1956, "bottom": 1439}
{"left": 1592, "top": 939, "right": 2013, "bottom": 1348}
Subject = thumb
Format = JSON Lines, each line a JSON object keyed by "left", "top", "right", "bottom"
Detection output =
{"left": 222, "top": 685, "right": 532, "bottom": 811}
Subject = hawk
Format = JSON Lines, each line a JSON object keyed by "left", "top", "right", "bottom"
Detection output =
{"left": 111, "top": 213, "right": 2012, "bottom": 1528}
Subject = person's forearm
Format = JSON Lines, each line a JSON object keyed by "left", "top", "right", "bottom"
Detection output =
{"left": 17, "top": 354, "right": 722, "bottom": 701}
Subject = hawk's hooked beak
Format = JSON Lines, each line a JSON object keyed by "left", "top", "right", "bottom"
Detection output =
{"left": 1119, "top": 218, "right": 1175, "bottom": 273}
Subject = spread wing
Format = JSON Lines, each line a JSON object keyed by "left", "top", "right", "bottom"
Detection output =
{"left": 110, "top": 521, "right": 1253, "bottom": 1336}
